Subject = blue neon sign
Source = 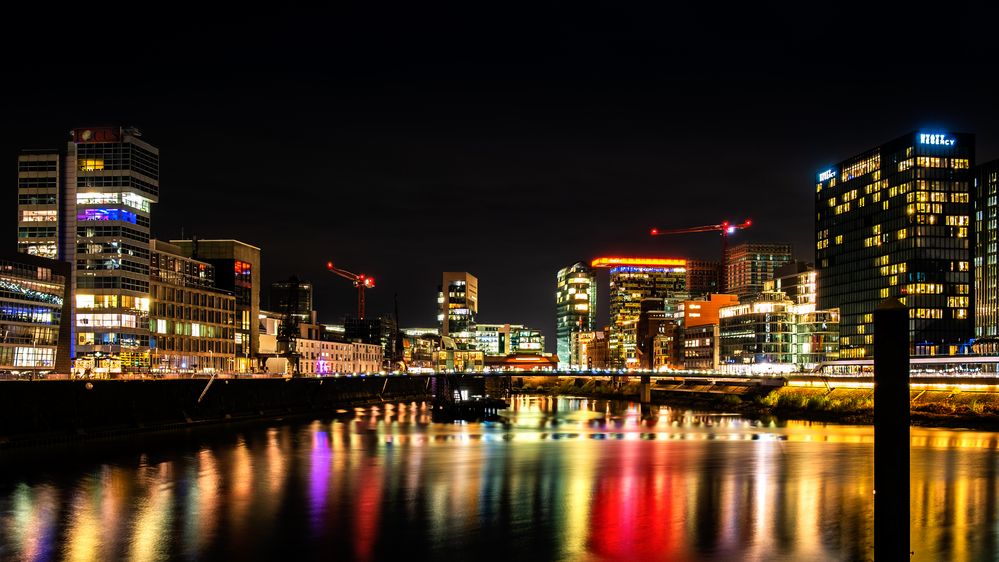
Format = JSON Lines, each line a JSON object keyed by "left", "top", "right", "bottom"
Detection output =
{"left": 919, "top": 133, "right": 955, "bottom": 146}
{"left": 77, "top": 208, "right": 137, "bottom": 224}
{"left": 817, "top": 169, "right": 836, "bottom": 182}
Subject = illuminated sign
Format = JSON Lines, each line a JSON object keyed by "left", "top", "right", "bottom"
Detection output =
{"left": 591, "top": 257, "right": 686, "bottom": 268}
{"left": 77, "top": 208, "right": 137, "bottom": 223}
{"left": 73, "top": 127, "right": 121, "bottom": 144}
{"left": 919, "top": 133, "right": 955, "bottom": 146}
{"left": 817, "top": 169, "right": 836, "bottom": 182}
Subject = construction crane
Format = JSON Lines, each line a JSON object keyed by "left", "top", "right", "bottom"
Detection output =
{"left": 326, "top": 261, "right": 375, "bottom": 319}
{"left": 649, "top": 219, "right": 752, "bottom": 293}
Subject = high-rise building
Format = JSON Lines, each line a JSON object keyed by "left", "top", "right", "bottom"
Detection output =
{"left": 148, "top": 240, "right": 236, "bottom": 373}
{"left": 16, "top": 150, "right": 61, "bottom": 259}
{"left": 725, "top": 243, "right": 792, "bottom": 300}
{"left": 816, "top": 131, "right": 974, "bottom": 357}
{"left": 69, "top": 127, "right": 159, "bottom": 373}
{"left": 555, "top": 262, "right": 596, "bottom": 370}
{"left": 172, "top": 239, "right": 261, "bottom": 372}
{"left": 15, "top": 127, "right": 159, "bottom": 373}
{"left": 685, "top": 259, "right": 720, "bottom": 299}
{"left": 270, "top": 277, "right": 313, "bottom": 323}
{"left": 975, "top": 160, "right": 999, "bottom": 339}
{"left": 438, "top": 272, "right": 478, "bottom": 348}
{"left": 591, "top": 257, "right": 686, "bottom": 368}
{"left": 0, "top": 252, "right": 72, "bottom": 374}
{"left": 636, "top": 298, "right": 675, "bottom": 370}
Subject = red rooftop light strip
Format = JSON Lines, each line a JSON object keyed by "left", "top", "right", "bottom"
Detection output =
{"left": 590, "top": 257, "right": 687, "bottom": 268}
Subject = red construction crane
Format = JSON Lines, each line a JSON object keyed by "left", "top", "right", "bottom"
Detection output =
{"left": 326, "top": 261, "right": 376, "bottom": 319}
{"left": 649, "top": 219, "right": 752, "bottom": 293}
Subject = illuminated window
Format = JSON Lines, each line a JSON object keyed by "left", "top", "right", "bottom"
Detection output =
{"left": 79, "top": 159, "right": 104, "bottom": 171}
{"left": 20, "top": 210, "right": 57, "bottom": 222}
{"left": 834, "top": 235, "right": 843, "bottom": 245}
{"left": 947, "top": 296, "right": 969, "bottom": 308}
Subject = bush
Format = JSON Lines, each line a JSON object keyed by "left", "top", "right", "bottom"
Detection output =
{"left": 806, "top": 396, "right": 830, "bottom": 411}
{"left": 721, "top": 394, "right": 742, "bottom": 407}
{"left": 775, "top": 393, "right": 808, "bottom": 410}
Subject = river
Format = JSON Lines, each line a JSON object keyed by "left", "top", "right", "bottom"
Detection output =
{"left": 1, "top": 395, "right": 997, "bottom": 561}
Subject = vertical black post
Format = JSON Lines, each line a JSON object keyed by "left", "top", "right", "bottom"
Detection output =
{"left": 874, "top": 298, "right": 909, "bottom": 561}
{"left": 639, "top": 374, "right": 651, "bottom": 403}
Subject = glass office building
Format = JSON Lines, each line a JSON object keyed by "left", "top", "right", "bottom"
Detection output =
{"left": 591, "top": 257, "right": 686, "bottom": 369}
{"left": 975, "top": 160, "right": 998, "bottom": 339}
{"left": 438, "top": 272, "right": 478, "bottom": 349}
{"left": 816, "top": 131, "right": 974, "bottom": 357}
{"left": 172, "top": 239, "right": 261, "bottom": 372}
{"left": 725, "top": 243, "right": 793, "bottom": 301}
{"left": 0, "top": 253, "right": 72, "bottom": 374}
{"left": 555, "top": 262, "right": 596, "bottom": 369}
{"left": 70, "top": 128, "right": 159, "bottom": 372}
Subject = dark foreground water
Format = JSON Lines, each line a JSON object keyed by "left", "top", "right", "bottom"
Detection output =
{"left": 1, "top": 396, "right": 998, "bottom": 562}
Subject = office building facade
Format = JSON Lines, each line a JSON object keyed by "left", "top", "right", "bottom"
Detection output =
{"left": 69, "top": 127, "right": 159, "bottom": 372}
{"left": 172, "top": 239, "right": 261, "bottom": 371}
{"left": 976, "top": 160, "right": 998, "bottom": 338}
{"left": 725, "top": 243, "right": 793, "bottom": 300}
{"left": 685, "top": 259, "right": 720, "bottom": 299}
{"left": 0, "top": 253, "right": 72, "bottom": 374}
{"left": 15, "top": 127, "right": 160, "bottom": 373}
{"left": 816, "top": 131, "right": 974, "bottom": 357}
{"left": 682, "top": 294, "right": 739, "bottom": 370}
{"left": 149, "top": 240, "right": 236, "bottom": 373}
{"left": 270, "top": 277, "right": 313, "bottom": 323}
{"left": 344, "top": 314, "right": 398, "bottom": 360}
{"left": 16, "top": 150, "right": 62, "bottom": 259}
{"left": 592, "top": 257, "right": 686, "bottom": 368}
{"left": 438, "top": 272, "right": 478, "bottom": 348}
{"left": 555, "top": 262, "right": 597, "bottom": 369}
{"left": 719, "top": 290, "right": 796, "bottom": 370}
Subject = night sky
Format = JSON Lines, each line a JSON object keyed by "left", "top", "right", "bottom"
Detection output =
{"left": 5, "top": 6, "right": 999, "bottom": 350}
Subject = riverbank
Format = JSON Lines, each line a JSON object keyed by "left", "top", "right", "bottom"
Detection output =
{"left": 516, "top": 378, "right": 999, "bottom": 430}
{"left": 0, "top": 377, "right": 430, "bottom": 450}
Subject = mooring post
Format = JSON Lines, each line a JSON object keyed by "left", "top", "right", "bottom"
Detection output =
{"left": 873, "top": 298, "right": 909, "bottom": 561}
{"left": 639, "top": 374, "right": 651, "bottom": 403}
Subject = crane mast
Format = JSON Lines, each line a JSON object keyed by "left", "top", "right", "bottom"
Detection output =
{"left": 326, "top": 261, "right": 376, "bottom": 319}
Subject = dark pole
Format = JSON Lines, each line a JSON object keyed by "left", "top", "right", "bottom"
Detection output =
{"left": 873, "top": 298, "right": 910, "bottom": 561}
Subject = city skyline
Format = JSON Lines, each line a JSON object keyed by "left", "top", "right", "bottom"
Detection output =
{"left": 5, "top": 9, "right": 999, "bottom": 349}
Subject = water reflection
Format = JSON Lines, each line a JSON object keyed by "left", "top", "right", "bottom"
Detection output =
{"left": 0, "top": 396, "right": 996, "bottom": 561}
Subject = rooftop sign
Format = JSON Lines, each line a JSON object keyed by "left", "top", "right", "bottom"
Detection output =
{"left": 919, "top": 133, "right": 955, "bottom": 146}
{"left": 591, "top": 257, "right": 686, "bottom": 268}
